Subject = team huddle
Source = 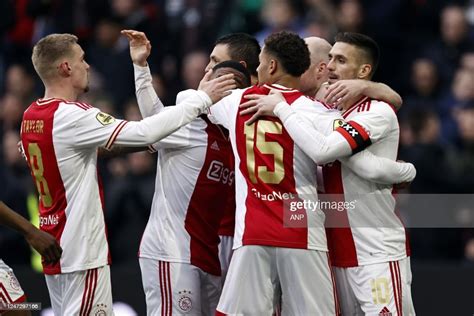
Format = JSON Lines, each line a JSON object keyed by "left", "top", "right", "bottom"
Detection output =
{"left": 1, "top": 27, "right": 417, "bottom": 316}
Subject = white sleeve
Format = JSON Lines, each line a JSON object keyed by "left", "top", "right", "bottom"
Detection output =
{"left": 134, "top": 64, "right": 164, "bottom": 117}
{"left": 274, "top": 102, "right": 352, "bottom": 165}
{"left": 147, "top": 90, "right": 204, "bottom": 150}
{"left": 207, "top": 89, "right": 243, "bottom": 129}
{"left": 74, "top": 91, "right": 212, "bottom": 149}
{"left": 340, "top": 151, "right": 417, "bottom": 184}
{"left": 349, "top": 101, "right": 393, "bottom": 143}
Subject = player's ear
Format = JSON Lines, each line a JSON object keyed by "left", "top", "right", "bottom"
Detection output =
{"left": 358, "top": 64, "right": 372, "bottom": 80}
{"left": 269, "top": 59, "right": 277, "bottom": 75}
{"left": 57, "top": 61, "right": 71, "bottom": 77}
{"left": 239, "top": 60, "right": 248, "bottom": 70}
{"left": 317, "top": 62, "right": 327, "bottom": 75}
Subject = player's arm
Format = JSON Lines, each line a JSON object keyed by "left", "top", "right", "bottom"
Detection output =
{"left": 0, "top": 201, "right": 62, "bottom": 263}
{"left": 240, "top": 93, "right": 351, "bottom": 164}
{"left": 74, "top": 72, "right": 235, "bottom": 149}
{"left": 123, "top": 29, "right": 165, "bottom": 117}
{"left": 340, "top": 151, "right": 416, "bottom": 184}
{"left": 323, "top": 80, "right": 402, "bottom": 110}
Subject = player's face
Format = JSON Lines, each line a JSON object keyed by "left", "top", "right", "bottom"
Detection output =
{"left": 212, "top": 67, "right": 249, "bottom": 89}
{"left": 256, "top": 49, "right": 271, "bottom": 84}
{"left": 69, "top": 44, "right": 90, "bottom": 93}
{"left": 326, "top": 42, "right": 362, "bottom": 84}
{"left": 206, "top": 44, "right": 232, "bottom": 72}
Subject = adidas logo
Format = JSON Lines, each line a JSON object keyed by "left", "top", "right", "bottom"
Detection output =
{"left": 210, "top": 141, "right": 220, "bottom": 151}
{"left": 378, "top": 307, "right": 392, "bottom": 316}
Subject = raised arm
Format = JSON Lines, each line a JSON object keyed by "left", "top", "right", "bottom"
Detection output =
{"left": 123, "top": 29, "right": 165, "bottom": 117}
{"left": 0, "top": 201, "right": 62, "bottom": 263}
{"left": 323, "top": 80, "right": 402, "bottom": 110}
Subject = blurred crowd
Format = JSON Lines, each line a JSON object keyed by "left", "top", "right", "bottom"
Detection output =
{"left": 0, "top": 0, "right": 474, "bottom": 266}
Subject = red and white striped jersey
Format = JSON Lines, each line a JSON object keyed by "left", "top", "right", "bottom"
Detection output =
{"left": 323, "top": 97, "right": 410, "bottom": 267}
{"left": 134, "top": 66, "right": 235, "bottom": 276}
{"left": 209, "top": 84, "right": 333, "bottom": 252}
{"left": 20, "top": 93, "right": 212, "bottom": 274}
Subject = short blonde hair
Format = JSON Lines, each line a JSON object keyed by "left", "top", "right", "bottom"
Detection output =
{"left": 31, "top": 33, "right": 78, "bottom": 81}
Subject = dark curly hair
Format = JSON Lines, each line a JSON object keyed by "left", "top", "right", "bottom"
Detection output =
{"left": 263, "top": 31, "right": 310, "bottom": 77}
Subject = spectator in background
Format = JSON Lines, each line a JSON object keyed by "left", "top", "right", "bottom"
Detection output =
{"left": 27, "top": 0, "right": 110, "bottom": 42}
{"left": 460, "top": 50, "right": 474, "bottom": 70}
{"left": 4, "top": 64, "right": 37, "bottom": 104}
{"left": 0, "top": 93, "right": 24, "bottom": 133}
{"left": 451, "top": 102, "right": 474, "bottom": 182}
{"left": 402, "top": 58, "right": 441, "bottom": 113}
{"left": 180, "top": 50, "right": 209, "bottom": 90}
{"left": 438, "top": 67, "right": 474, "bottom": 143}
{"left": 424, "top": 4, "right": 474, "bottom": 86}
{"left": 255, "top": 0, "right": 307, "bottom": 44}
{"left": 87, "top": 17, "right": 135, "bottom": 114}
{"left": 335, "top": 0, "right": 365, "bottom": 33}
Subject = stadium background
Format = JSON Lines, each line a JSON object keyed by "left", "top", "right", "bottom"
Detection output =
{"left": 0, "top": 0, "right": 473, "bottom": 314}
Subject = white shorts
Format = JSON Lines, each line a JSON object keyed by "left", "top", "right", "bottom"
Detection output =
{"left": 139, "top": 258, "right": 221, "bottom": 316}
{"left": 334, "top": 257, "right": 415, "bottom": 316}
{"left": 217, "top": 245, "right": 339, "bottom": 316}
{"left": 45, "top": 265, "right": 113, "bottom": 316}
{"left": 0, "top": 259, "right": 26, "bottom": 310}
{"left": 218, "top": 235, "right": 234, "bottom": 285}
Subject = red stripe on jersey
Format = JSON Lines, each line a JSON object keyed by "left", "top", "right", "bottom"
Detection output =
{"left": 0, "top": 284, "right": 13, "bottom": 303}
{"left": 185, "top": 117, "right": 234, "bottom": 275}
{"left": 12, "top": 294, "right": 26, "bottom": 304}
{"left": 65, "top": 101, "right": 89, "bottom": 110}
{"left": 97, "top": 171, "right": 112, "bottom": 265}
{"left": 218, "top": 141, "right": 236, "bottom": 237}
{"left": 397, "top": 262, "right": 403, "bottom": 316}
{"left": 105, "top": 121, "right": 128, "bottom": 150}
{"left": 323, "top": 162, "right": 359, "bottom": 267}
{"left": 80, "top": 270, "right": 91, "bottom": 316}
{"left": 0, "top": 292, "right": 11, "bottom": 305}
{"left": 36, "top": 98, "right": 63, "bottom": 106}
{"left": 85, "top": 268, "right": 98, "bottom": 316}
{"left": 166, "top": 262, "right": 172, "bottom": 316}
{"left": 389, "top": 262, "right": 401, "bottom": 316}
{"left": 158, "top": 262, "right": 166, "bottom": 316}
{"left": 21, "top": 99, "right": 67, "bottom": 274}
{"left": 148, "top": 144, "right": 157, "bottom": 153}
{"left": 236, "top": 86, "right": 308, "bottom": 248}
{"left": 342, "top": 96, "right": 369, "bottom": 119}
{"left": 263, "top": 84, "right": 299, "bottom": 93}
{"left": 326, "top": 253, "right": 340, "bottom": 315}
{"left": 320, "top": 101, "right": 332, "bottom": 109}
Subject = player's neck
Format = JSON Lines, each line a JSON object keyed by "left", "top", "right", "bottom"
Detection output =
{"left": 250, "top": 75, "right": 258, "bottom": 86}
{"left": 272, "top": 75, "right": 300, "bottom": 90}
{"left": 43, "top": 83, "right": 79, "bottom": 102}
